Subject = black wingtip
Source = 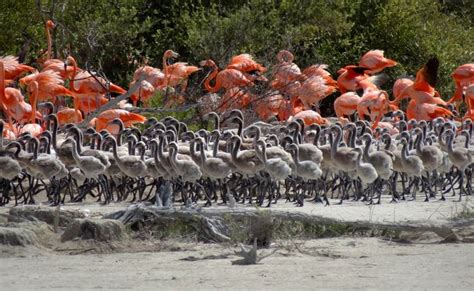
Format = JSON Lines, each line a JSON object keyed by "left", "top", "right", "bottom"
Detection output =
{"left": 424, "top": 56, "right": 439, "bottom": 87}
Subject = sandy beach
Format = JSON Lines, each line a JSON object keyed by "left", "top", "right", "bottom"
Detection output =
{"left": 1, "top": 196, "right": 473, "bottom": 290}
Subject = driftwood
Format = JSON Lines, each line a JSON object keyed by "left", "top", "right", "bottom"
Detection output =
{"left": 232, "top": 238, "right": 278, "bottom": 265}
{"left": 104, "top": 205, "right": 467, "bottom": 244}
{"left": 105, "top": 204, "right": 231, "bottom": 243}
{"left": 77, "top": 78, "right": 143, "bottom": 128}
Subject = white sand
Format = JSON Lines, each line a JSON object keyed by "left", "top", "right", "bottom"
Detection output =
{"left": 1, "top": 195, "right": 473, "bottom": 290}
{"left": 1, "top": 238, "right": 473, "bottom": 290}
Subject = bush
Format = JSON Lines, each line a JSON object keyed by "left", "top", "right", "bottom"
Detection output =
{"left": 0, "top": 0, "right": 472, "bottom": 101}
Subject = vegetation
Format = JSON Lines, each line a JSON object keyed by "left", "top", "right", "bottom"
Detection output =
{"left": 0, "top": 0, "right": 472, "bottom": 98}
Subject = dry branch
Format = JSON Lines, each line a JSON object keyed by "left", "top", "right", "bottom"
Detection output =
{"left": 77, "top": 78, "right": 143, "bottom": 128}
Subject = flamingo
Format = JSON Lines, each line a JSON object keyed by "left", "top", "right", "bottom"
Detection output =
{"left": 0, "top": 56, "right": 35, "bottom": 81}
{"left": 129, "top": 65, "right": 162, "bottom": 107}
{"left": 56, "top": 107, "right": 84, "bottom": 125}
{"left": 67, "top": 56, "right": 126, "bottom": 96}
{"left": 20, "top": 71, "right": 77, "bottom": 122}
{"left": 288, "top": 110, "right": 329, "bottom": 126}
{"left": 270, "top": 50, "right": 304, "bottom": 92}
{"left": 356, "top": 80, "right": 394, "bottom": 128}
{"left": 161, "top": 49, "right": 200, "bottom": 88}
{"left": 129, "top": 80, "right": 155, "bottom": 107}
{"left": 447, "top": 63, "right": 474, "bottom": 109}
{"left": 45, "top": 20, "right": 55, "bottom": 61}
{"left": 334, "top": 92, "right": 360, "bottom": 119}
{"left": 391, "top": 58, "right": 451, "bottom": 121}
{"left": 406, "top": 99, "right": 453, "bottom": 121}
{"left": 392, "top": 78, "right": 414, "bottom": 100}
{"left": 226, "top": 53, "right": 266, "bottom": 74}
{"left": 255, "top": 92, "right": 286, "bottom": 121}
{"left": 302, "top": 64, "right": 337, "bottom": 86}
{"left": 93, "top": 109, "right": 146, "bottom": 133}
{"left": 463, "top": 84, "right": 474, "bottom": 120}
{"left": 74, "top": 94, "right": 109, "bottom": 115}
{"left": 336, "top": 65, "right": 370, "bottom": 93}
{"left": 0, "top": 60, "right": 41, "bottom": 124}
{"left": 200, "top": 59, "right": 254, "bottom": 93}
{"left": 37, "top": 20, "right": 76, "bottom": 80}
{"left": 219, "top": 87, "right": 253, "bottom": 112}
{"left": 277, "top": 95, "right": 305, "bottom": 121}
{"left": 131, "top": 65, "right": 165, "bottom": 88}
{"left": 297, "top": 75, "right": 337, "bottom": 109}
{"left": 359, "top": 50, "right": 397, "bottom": 74}
{"left": 392, "top": 58, "right": 444, "bottom": 104}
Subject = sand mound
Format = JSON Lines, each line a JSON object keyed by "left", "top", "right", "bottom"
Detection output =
{"left": 0, "top": 222, "right": 53, "bottom": 247}
{"left": 0, "top": 227, "right": 40, "bottom": 246}
{"left": 61, "top": 219, "right": 126, "bottom": 242}
{"left": 9, "top": 206, "right": 84, "bottom": 227}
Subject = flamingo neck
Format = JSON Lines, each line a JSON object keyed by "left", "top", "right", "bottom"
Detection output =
{"left": 204, "top": 64, "right": 219, "bottom": 92}
{"left": 330, "top": 129, "right": 341, "bottom": 158}
{"left": 313, "top": 127, "right": 321, "bottom": 146}
{"left": 0, "top": 122, "right": 4, "bottom": 148}
{"left": 349, "top": 128, "right": 357, "bottom": 148}
{"left": 231, "top": 138, "right": 240, "bottom": 159}
{"left": 0, "top": 62, "right": 5, "bottom": 107}
{"left": 96, "top": 135, "right": 103, "bottom": 150}
{"left": 46, "top": 24, "right": 52, "bottom": 60}
{"left": 253, "top": 128, "right": 261, "bottom": 145}
{"left": 111, "top": 139, "right": 120, "bottom": 162}
{"left": 292, "top": 146, "right": 300, "bottom": 165}
{"left": 199, "top": 142, "right": 206, "bottom": 166}
{"left": 363, "top": 137, "right": 371, "bottom": 159}
{"left": 446, "top": 133, "right": 455, "bottom": 153}
{"left": 236, "top": 120, "right": 243, "bottom": 138}
{"left": 415, "top": 133, "right": 423, "bottom": 155}
{"left": 213, "top": 115, "right": 220, "bottom": 132}
{"left": 401, "top": 142, "right": 409, "bottom": 160}
{"left": 212, "top": 134, "right": 220, "bottom": 157}
{"left": 73, "top": 129, "right": 83, "bottom": 154}
{"left": 260, "top": 144, "right": 267, "bottom": 165}
{"left": 30, "top": 82, "right": 39, "bottom": 124}
{"left": 116, "top": 122, "right": 125, "bottom": 146}
{"left": 292, "top": 129, "right": 300, "bottom": 145}
{"left": 169, "top": 145, "right": 178, "bottom": 169}
{"left": 69, "top": 57, "right": 78, "bottom": 92}
{"left": 158, "top": 136, "right": 167, "bottom": 162}
{"left": 32, "top": 139, "right": 39, "bottom": 160}
{"left": 50, "top": 117, "right": 58, "bottom": 150}
{"left": 152, "top": 141, "right": 160, "bottom": 165}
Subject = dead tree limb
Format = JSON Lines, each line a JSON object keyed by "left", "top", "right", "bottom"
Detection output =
{"left": 77, "top": 78, "right": 143, "bottom": 128}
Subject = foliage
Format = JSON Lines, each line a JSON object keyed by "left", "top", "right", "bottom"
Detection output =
{"left": 0, "top": 0, "right": 472, "bottom": 99}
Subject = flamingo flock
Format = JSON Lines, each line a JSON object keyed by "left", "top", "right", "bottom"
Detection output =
{"left": 1, "top": 20, "right": 474, "bottom": 207}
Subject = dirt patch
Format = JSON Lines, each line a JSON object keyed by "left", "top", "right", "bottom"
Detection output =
{"left": 61, "top": 219, "right": 126, "bottom": 242}
{"left": 9, "top": 206, "right": 85, "bottom": 227}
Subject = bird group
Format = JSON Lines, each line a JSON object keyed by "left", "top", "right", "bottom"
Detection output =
{"left": 0, "top": 108, "right": 473, "bottom": 208}
{"left": 1, "top": 19, "right": 474, "bottom": 208}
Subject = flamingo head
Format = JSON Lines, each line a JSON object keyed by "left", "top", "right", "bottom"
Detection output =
{"left": 199, "top": 59, "right": 217, "bottom": 68}
{"left": 164, "top": 49, "right": 179, "bottom": 59}
{"left": 46, "top": 20, "right": 55, "bottom": 29}
{"left": 276, "top": 50, "right": 294, "bottom": 63}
